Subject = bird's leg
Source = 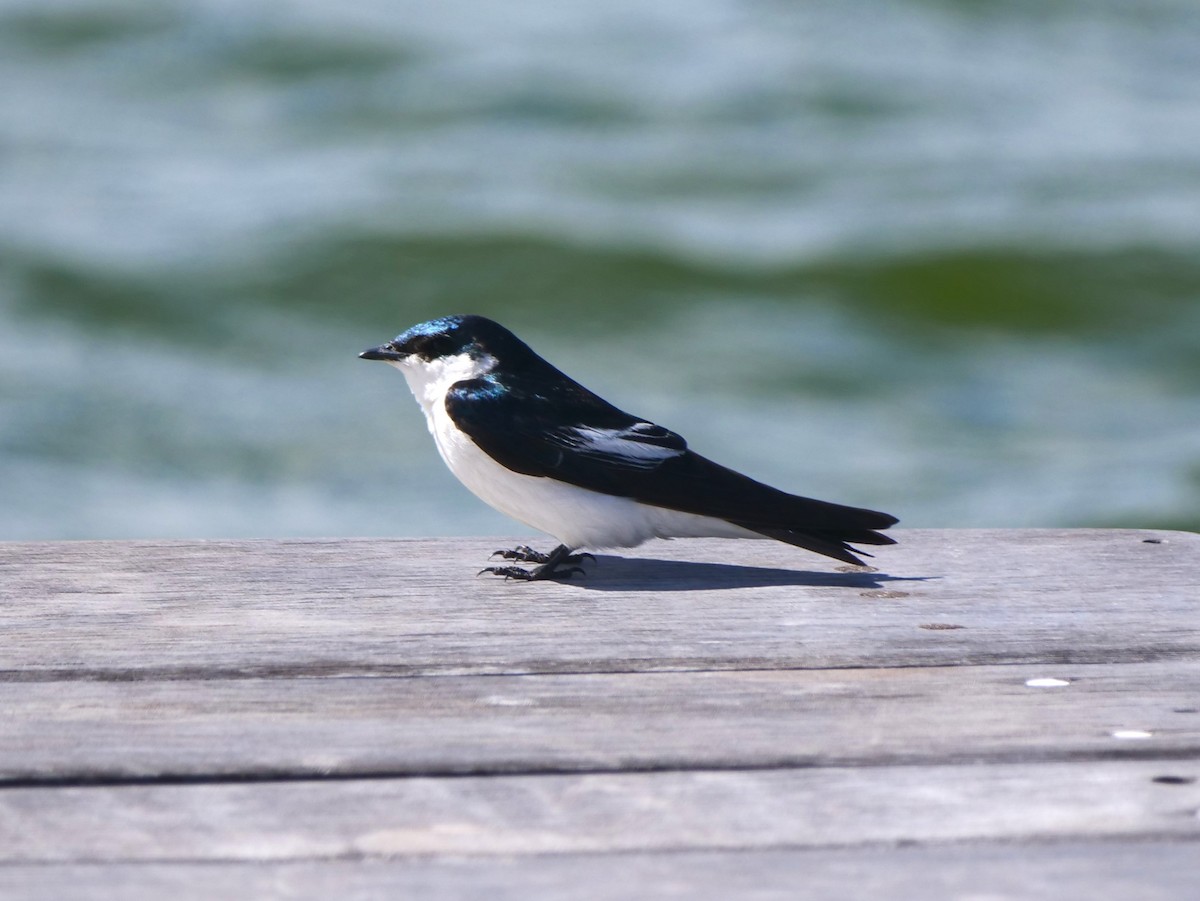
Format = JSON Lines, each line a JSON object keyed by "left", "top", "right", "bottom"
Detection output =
{"left": 480, "top": 544, "right": 594, "bottom": 581}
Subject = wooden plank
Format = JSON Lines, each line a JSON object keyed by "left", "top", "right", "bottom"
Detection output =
{"left": 2, "top": 661, "right": 1198, "bottom": 781}
{"left": 0, "top": 760, "right": 1197, "bottom": 863}
{"left": 2, "top": 841, "right": 1199, "bottom": 901}
{"left": 1, "top": 530, "right": 1197, "bottom": 677}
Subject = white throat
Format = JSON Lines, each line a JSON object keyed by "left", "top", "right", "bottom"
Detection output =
{"left": 388, "top": 351, "right": 496, "bottom": 419}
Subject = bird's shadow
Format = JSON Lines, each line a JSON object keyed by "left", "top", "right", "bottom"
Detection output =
{"left": 565, "top": 554, "right": 929, "bottom": 592}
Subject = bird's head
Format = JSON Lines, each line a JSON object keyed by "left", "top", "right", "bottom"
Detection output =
{"left": 360, "top": 315, "right": 537, "bottom": 401}
{"left": 362, "top": 315, "right": 471, "bottom": 363}
{"left": 361, "top": 313, "right": 528, "bottom": 364}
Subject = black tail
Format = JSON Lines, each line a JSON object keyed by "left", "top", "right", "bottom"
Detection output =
{"left": 740, "top": 523, "right": 896, "bottom": 566}
{"left": 731, "top": 497, "right": 898, "bottom": 566}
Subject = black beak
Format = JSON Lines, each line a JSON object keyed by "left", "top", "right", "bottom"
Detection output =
{"left": 359, "top": 344, "right": 404, "bottom": 362}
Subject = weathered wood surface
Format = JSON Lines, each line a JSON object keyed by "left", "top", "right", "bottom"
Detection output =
{"left": 2, "top": 759, "right": 1198, "bottom": 863}
{"left": 2, "top": 661, "right": 1198, "bottom": 782}
{"left": 1, "top": 529, "right": 1196, "bottom": 677}
{"left": 0, "top": 529, "right": 1198, "bottom": 899}
{"left": 3, "top": 843, "right": 1200, "bottom": 901}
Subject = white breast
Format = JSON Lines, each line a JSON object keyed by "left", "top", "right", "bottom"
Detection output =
{"left": 388, "top": 353, "right": 757, "bottom": 550}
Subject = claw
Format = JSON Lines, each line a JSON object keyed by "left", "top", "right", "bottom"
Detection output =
{"left": 490, "top": 545, "right": 552, "bottom": 564}
{"left": 478, "top": 565, "right": 535, "bottom": 581}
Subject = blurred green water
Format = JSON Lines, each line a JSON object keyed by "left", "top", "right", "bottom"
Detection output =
{"left": 1, "top": 0, "right": 1198, "bottom": 539}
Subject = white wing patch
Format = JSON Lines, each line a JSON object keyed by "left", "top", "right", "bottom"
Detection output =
{"left": 563, "top": 423, "right": 686, "bottom": 468}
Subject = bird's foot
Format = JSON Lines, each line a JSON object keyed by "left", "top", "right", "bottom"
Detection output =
{"left": 480, "top": 544, "right": 593, "bottom": 582}
{"left": 478, "top": 563, "right": 585, "bottom": 581}
{"left": 490, "top": 545, "right": 595, "bottom": 566}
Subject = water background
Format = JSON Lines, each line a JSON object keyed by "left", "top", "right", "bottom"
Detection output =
{"left": 3, "top": 0, "right": 1199, "bottom": 540}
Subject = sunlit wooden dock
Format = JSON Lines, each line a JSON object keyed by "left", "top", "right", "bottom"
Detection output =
{"left": 1, "top": 529, "right": 1198, "bottom": 898}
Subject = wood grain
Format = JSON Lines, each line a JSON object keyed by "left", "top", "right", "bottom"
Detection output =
{"left": 3, "top": 843, "right": 1199, "bottom": 901}
{"left": 1, "top": 760, "right": 1198, "bottom": 863}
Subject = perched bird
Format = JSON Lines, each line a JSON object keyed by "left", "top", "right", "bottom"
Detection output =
{"left": 360, "top": 315, "right": 897, "bottom": 580}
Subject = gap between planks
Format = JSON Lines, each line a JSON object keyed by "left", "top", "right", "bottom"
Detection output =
{"left": 5, "top": 650, "right": 1200, "bottom": 684}
{"left": 2, "top": 748, "right": 1200, "bottom": 793}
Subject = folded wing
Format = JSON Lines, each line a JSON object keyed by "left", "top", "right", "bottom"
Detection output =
{"left": 445, "top": 376, "right": 896, "bottom": 564}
